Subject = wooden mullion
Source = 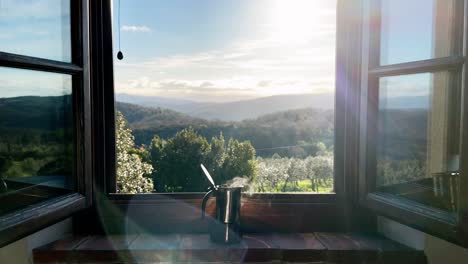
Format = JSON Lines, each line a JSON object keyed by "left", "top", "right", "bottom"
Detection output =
{"left": 102, "top": 0, "right": 117, "bottom": 194}
{"left": 89, "top": 0, "right": 117, "bottom": 195}
{"left": 365, "top": 0, "right": 380, "bottom": 197}
{"left": 451, "top": 0, "right": 466, "bottom": 56}
{"left": 358, "top": 0, "right": 380, "bottom": 202}
{"left": 71, "top": 0, "right": 93, "bottom": 206}
{"left": 457, "top": 0, "right": 468, "bottom": 244}
{"left": 0, "top": 51, "right": 82, "bottom": 75}
{"left": 368, "top": 56, "right": 465, "bottom": 78}
{"left": 364, "top": 76, "right": 379, "bottom": 194}
{"left": 368, "top": 0, "right": 381, "bottom": 69}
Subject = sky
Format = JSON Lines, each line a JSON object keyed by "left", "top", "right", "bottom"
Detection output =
{"left": 380, "top": 0, "right": 437, "bottom": 65}
{"left": 0, "top": 0, "right": 71, "bottom": 97}
{"left": 112, "top": 0, "right": 337, "bottom": 102}
{"left": 0, "top": 0, "right": 442, "bottom": 102}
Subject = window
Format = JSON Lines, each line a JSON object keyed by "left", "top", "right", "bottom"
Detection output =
{"left": 0, "top": 68, "right": 73, "bottom": 216}
{"left": 111, "top": 0, "right": 337, "bottom": 194}
{"left": 0, "top": 0, "right": 72, "bottom": 62}
{"left": 0, "top": 0, "right": 90, "bottom": 247}
{"left": 359, "top": 0, "right": 468, "bottom": 243}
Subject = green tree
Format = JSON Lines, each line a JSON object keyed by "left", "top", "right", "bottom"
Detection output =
{"left": 158, "top": 128, "right": 211, "bottom": 192}
{"left": 149, "top": 135, "right": 166, "bottom": 191}
{"left": 116, "top": 111, "right": 154, "bottom": 193}
{"left": 221, "top": 138, "right": 257, "bottom": 183}
{"left": 206, "top": 132, "right": 225, "bottom": 176}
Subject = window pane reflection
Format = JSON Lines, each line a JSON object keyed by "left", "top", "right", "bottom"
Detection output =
{"left": 380, "top": 0, "right": 456, "bottom": 65}
{"left": 377, "top": 72, "right": 460, "bottom": 213}
{"left": 0, "top": 67, "right": 73, "bottom": 215}
{"left": 0, "top": 0, "right": 71, "bottom": 62}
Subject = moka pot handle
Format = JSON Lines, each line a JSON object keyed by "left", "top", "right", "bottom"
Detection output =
{"left": 201, "top": 188, "right": 215, "bottom": 219}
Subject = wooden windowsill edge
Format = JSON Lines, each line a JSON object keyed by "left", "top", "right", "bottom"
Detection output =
{"left": 33, "top": 232, "right": 427, "bottom": 263}
{"left": 0, "top": 193, "right": 86, "bottom": 248}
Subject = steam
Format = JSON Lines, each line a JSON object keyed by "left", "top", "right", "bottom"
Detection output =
{"left": 223, "top": 176, "right": 254, "bottom": 193}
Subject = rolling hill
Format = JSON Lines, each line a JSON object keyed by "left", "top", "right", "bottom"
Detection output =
{"left": 116, "top": 102, "right": 205, "bottom": 129}
{"left": 116, "top": 102, "right": 335, "bottom": 157}
{"left": 0, "top": 95, "right": 428, "bottom": 159}
{"left": 117, "top": 93, "right": 335, "bottom": 121}
{"left": 0, "top": 95, "right": 72, "bottom": 130}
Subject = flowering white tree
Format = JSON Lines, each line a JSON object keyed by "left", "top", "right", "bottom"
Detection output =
{"left": 255, "top": 153, "right": 333, "bottom": 192}
{"left": 116, "top": 111, "right": 154, "bottom": 193}
{"left": 255, "top": 157, "right": 289, "bottom": 192}
{"left": 304, "top": 154, "right": 333, "bottom": 192}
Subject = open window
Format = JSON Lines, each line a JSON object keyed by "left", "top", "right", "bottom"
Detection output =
{"left": 359, "top": 0, "right": 468, "bottom": 244}
{"left": 86, "top": 0, "right": 358, "bottom": 234}
{"left": 0, "top": 0, "right": 91, "bottom": 247}
{"left": 109, "top": 0, "right": 338, "bottom": 195}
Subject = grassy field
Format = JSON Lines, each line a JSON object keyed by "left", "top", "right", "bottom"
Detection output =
{"left": 254, "top": 179, "right": 333, "bottom": 193}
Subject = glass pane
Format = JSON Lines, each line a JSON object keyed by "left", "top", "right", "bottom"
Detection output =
{"left": 377, "top": 72, "right": 461, "bottom": 213}
{"left": 380, "top": 0, "right": 456, "bottom": 65}
{"left": 0, "top": 0, "right": 71, "bottom": 62}
{"left": 0, "top": 67, "right": 73, "bottom": 215}
{"left": 112, "top": 0, "right": 336, "bottom": 193}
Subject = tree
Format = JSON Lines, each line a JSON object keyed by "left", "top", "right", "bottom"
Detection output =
{"left": 304, "top": 155, "right": 333, "bottom": 192}
{"left": 116, "top": 111, "right": 154, "bottom": 193}
{"left": 149, "top": 135, "right": 166, "bottom": 191}
{"left": 206, "top": 133, "right": 225, "bottom": 176}
{"left": 254, "top": 157, "right": 289, "bottom": 192}
{"left": 158, "top": 128, "right": 211, "bottom": 192}
{"left": 221, "top": 138, "right": 257, "bottom": 184}
{"left": 284, "top": 158, "right": 306, "bottom": 191}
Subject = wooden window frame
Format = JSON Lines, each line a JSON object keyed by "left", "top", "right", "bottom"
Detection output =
{"left": 358, "top": 0, "right": 468, "bottom": 246}
{"left": 0, "top": 0, "right": 92, "bottom": 247}
{"left": 86, "top": 0, "right": 371, "bottom": 235}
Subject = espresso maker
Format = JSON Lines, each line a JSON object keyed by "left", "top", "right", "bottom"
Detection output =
{"left": 200, "top": 164, "right": 243, "bottom": 244}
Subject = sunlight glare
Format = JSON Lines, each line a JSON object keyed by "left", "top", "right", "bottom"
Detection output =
{"left": 267, "top": 0, "right": 321, "bottom": 42}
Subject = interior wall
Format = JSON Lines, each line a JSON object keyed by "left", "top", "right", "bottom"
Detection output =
{"left": 0, "top": 218, "right": 72, "bottom": 264}
{"left": 378, "top": 216, "right": 468, "bottom": 264}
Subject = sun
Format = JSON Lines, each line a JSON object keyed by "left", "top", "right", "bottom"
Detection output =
{"left": 266, "top": 0, "right": 322, "bottom": 42}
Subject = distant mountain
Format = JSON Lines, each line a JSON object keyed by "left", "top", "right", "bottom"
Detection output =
{"left": 117, "top": 93, "right": 335, "bottom": 121}
{"left": 189, "top": 93, "right": 334, "bottom": 121}
{"left": 0, "top": 95, "right": 72, "bottom": 130}
{"left": 116, "top": 102, "right": 335, "bottom": 157}
{"left": 116, "top": 102, "right": 205, "bottom": 129}
{"left": 116, "top": 93, "right": 208, "bottom": 113}
{"left": 0, "top": 96, "right": 427, "bottom": 159}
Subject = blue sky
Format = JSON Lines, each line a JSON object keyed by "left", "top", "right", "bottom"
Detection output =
{"left": 0, "top": 0, "right": 71, "bottom": 97}
{"left": 0, "top": 0, "right": 444, "bottom": 102}
{"left": 0, "top": 0, "right": 70, "bottom": 61}
{"left": 380, "top": 0, "right": 436, "bottom": 65}
{"left": 112, "top": 0, "right": 337, "bottom": 102}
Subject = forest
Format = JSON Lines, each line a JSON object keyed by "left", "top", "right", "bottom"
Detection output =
{"left": 0, "top": 96, "right": 428, "bottom": 195}
{"left": 0, "top": 96, "right": 73, "bottom": 183}
{"left": 116, "top": 110, "right": 334, "bottom": 193}
{"left": 116, "top": 102, "right": 428, "bottom": 193}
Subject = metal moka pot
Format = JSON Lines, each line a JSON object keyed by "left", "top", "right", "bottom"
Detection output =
{"left": 200, "top": 165, "right": 243, "bottom": 244}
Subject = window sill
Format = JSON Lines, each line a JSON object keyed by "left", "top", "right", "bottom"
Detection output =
{"left": 97, "top": 193, "right": 340, "bottom": 234}
{"left": 33, "top": 233, "right": 426, "bottom": 263}
{"left": 362, "top": 192, "right": 460, "bottom": 246}
{"left": 0, "top": 193, "right": 86, "bottom": 247}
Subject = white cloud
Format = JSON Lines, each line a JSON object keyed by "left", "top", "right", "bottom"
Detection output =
{"left": 114, "top": 33, "right": 336, "bottom": 101}
{"left": 114, "top": 1, "right": 337, "bottom": 102}
{"left": 121, "top": 25, "right": 152, "bottom": 33}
